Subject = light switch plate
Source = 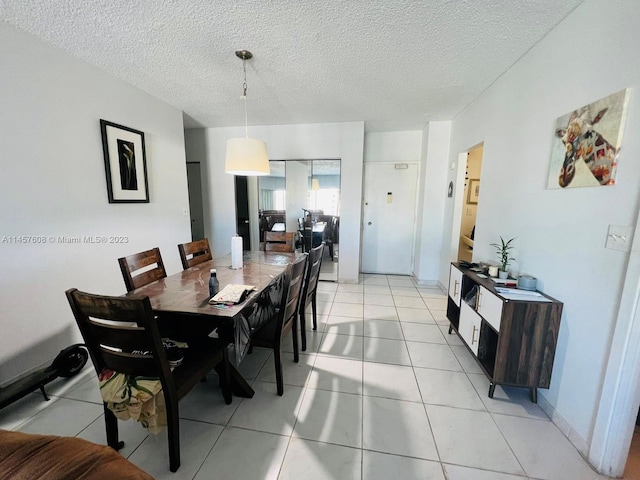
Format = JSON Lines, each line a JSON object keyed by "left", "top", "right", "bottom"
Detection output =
{"left": 606, "top": 225, "right": 634, "bottom": 252}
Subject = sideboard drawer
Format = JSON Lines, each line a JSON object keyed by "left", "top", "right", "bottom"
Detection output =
{"left": 459, "top": 301, "right": 481, "bottom": 356}
{"left": 477, "top": 286, "right": 502, "bottom": 332}
{"left": 448, "top": 264, "right": 463, "bottom": 305}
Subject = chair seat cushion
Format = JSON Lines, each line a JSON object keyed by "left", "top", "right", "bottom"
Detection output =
{"left": 0, "top": 429, "right": 153, "bottom": 479}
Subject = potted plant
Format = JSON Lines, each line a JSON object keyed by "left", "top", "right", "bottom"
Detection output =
{"left": 490, "top": 236, "right": 515, "bottom": 279}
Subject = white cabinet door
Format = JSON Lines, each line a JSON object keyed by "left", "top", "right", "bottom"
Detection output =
{"left": 477, "top": 286, "right": 503, "bottom": 332}
{"left": 459, "top": 301, "right": 482, "bottom": 356}
{"left": 448, "top": 264, "right": 464, "bottom": 305}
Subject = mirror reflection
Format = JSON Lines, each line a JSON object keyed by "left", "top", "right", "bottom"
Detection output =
{"left": 258, "top": 159, "right": 340, "bottom": 281}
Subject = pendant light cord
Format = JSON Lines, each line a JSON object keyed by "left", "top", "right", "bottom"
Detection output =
{"left": 242, "top": 59, "right": 248, "bottom": 138}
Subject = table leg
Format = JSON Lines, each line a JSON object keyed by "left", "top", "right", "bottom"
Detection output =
{"left": 216, "top": 324, "right": 255, "bottom": 402}
{"left": 214, "top": 351, "right": 254, "bottom": 402}
{"left": 215, "top": 347, "right": 232, "bottom": 404}
{"left": 229, "top": 366, "right": 254, "bottom": 398}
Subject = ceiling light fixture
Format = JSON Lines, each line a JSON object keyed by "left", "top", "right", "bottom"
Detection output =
{"left": 225, "top": 50, "right": 270, "bottom": 176}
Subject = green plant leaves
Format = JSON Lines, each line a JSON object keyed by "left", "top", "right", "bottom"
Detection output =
{"left": 490, "top": 236, "right": 516, "bottom": 271}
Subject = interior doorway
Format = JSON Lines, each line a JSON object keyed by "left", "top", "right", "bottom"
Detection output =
{"left": 186, "top": 162, "right": 204, "bottom": 241}
{"left": 457, "top": 145, "right": 483, "bottom": 262}
{"left": 235, "top": 176, "right": 250, "bottom": 250}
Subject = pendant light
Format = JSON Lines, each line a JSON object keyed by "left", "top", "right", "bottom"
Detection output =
{"left": 225, "top": 50, "right": 270, "bottom": 176}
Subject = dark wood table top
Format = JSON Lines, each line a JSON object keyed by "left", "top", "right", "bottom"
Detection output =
{"left": 129, "top": 251, "right": 299, "bottom": 318}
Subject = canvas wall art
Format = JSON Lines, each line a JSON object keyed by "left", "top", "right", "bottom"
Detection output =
{"left": 100, "top": 119, "right": 149, "bottom": 203}
{"left": 547, "top": 89, "right": 630, "bottom": 189}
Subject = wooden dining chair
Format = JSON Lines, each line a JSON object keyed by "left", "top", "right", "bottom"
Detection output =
{"left": 178, "top": 238, "right": 212, "bottom": 270}
{"left": 118, "top": 247, "right": 166, "bottom": 292}
{"left": 65, "top": 288, "right": 229, "bottom": 473}
{"left": 249, "top": 254, "right": 308, "bottom": 395}
{"left": 264, "top": 231, "right": 296, "bottom": 252}
{"left": 298, "top": 242, "right": 325, "bottom": 351}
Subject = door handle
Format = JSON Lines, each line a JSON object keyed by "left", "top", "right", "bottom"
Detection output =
{"left": 453, "top": 280, "right": 459, "bottom": 296}
{"left": 471, "top": 325, "right": 478, "bottom": 344}
{"left": 368, "top": 222, "right": 372, "bottom": 225}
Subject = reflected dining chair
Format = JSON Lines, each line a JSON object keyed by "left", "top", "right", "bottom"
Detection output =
{"left": 264, "top": 231, "right": 296, "bottom": 252}
{"left": 249, "top": 254, "right": 308, "bottom": 395}
{"left": 177, "top": 238, "right": 212, "bottom": 270}
{"left": 118, "top": 247, "right": 166, "bottom": 292}
{"left": 65, "top": 289, "right": 228, "bottom": 473}
{"left": 325, "top": 216, "right": 338, "bottom": 261}
{"left": 299, "top": 242, "right": 325, "bottom": 351}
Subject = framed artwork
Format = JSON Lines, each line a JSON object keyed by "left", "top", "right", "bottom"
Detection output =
{"left": 547, "top": 89, "right": 630, "bottom": 189}
{"left": 467, "top": 178, "right": 480, "bottom": 204}
{"left": 100, "top": 120, "right": 149, "bottom": 203}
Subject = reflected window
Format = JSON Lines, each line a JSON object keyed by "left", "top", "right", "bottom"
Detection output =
{"left": 310, "top": 188, "right": 340, "bottom": 215}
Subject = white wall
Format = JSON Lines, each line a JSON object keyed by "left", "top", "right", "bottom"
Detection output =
{"left": 186, "top": 122, "right": 365, "bottom": 283}
{"left": 0, "top": 23, "right": 192, "bottom": 383}
{"left": 414, "top": 122, "right": 451, "bottom": 284}
{"left": 364, "top": 131, "right": 422, "bottom": 163}
{"left": 442, "top": 0, "right": 640, "bottom": 455}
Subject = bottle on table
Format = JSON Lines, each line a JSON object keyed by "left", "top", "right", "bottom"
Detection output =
{"left": 209, "top": 269, "right": 219, "bottom": 297}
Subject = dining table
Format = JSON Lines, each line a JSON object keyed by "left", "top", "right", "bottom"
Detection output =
{"left": 126, "top": 251, "right": 300, "bottom": 404}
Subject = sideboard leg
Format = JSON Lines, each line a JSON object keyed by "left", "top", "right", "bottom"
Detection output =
{"left": 488, "top": 382, "right": 496, "bottom": 398}
{"left": 531, "top": 387, "right": 537, "bottom": 403}
{"left": 448, "top": 325, "right": 453, "bottom": 334}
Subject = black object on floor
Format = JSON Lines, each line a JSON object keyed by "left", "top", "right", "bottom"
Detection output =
{"left": 0, "top": 344, "right": 88, "bottom": 410}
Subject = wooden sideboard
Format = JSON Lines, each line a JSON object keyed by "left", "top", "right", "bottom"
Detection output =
{"left": 446, "top": 263, "right": 563, "bottom": 402}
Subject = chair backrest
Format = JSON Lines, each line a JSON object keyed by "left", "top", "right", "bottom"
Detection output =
{"left": 178, "top": 238, "right": 212, "bottom": 270}
{"left": 279, "top": 254, "right": 308, "bottom": 336}
{"left": 118, "top": 248, "right": 166, "bottom": 292}
{"left": 327, "top": 216, "right": 338, "bottom": 244}
{"left": 65, "top": 288, "right": 176, "bottom": 395}
{"left": 300, "top": 242, "right": 325, "bottom": 310}
{"left": 265, "top": 231, "right": 296, "bottom": 252}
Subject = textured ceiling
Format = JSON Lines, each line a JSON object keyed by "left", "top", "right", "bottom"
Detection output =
{"left": 1, "top": 0, "right": 583, "bottom": 131}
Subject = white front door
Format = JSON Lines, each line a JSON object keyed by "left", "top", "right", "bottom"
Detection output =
{"left": 361, "top": 163, "right": 419, "bottom": 274}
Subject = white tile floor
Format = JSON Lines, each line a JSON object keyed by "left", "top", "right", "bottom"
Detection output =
{"left": 0, "top": 274, "right": 612, "bottom": 480}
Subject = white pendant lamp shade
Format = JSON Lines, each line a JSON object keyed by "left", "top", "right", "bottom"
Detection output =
{"left": 225, "top": 137, "right": 270, "bottom": 176}
{"left": 224, "top": 50, "right": 270, "bottom": 176}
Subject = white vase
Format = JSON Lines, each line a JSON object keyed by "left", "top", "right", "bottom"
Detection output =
{"left": 498, "top": 270, "right": 509, "bottom": 279}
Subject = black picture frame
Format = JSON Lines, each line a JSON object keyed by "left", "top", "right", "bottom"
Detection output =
{"left": 467, "top": 178, "right": 480, "bottom": 205}
{"left": 100, "top": 119, "right": 149, "bottom": 203}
